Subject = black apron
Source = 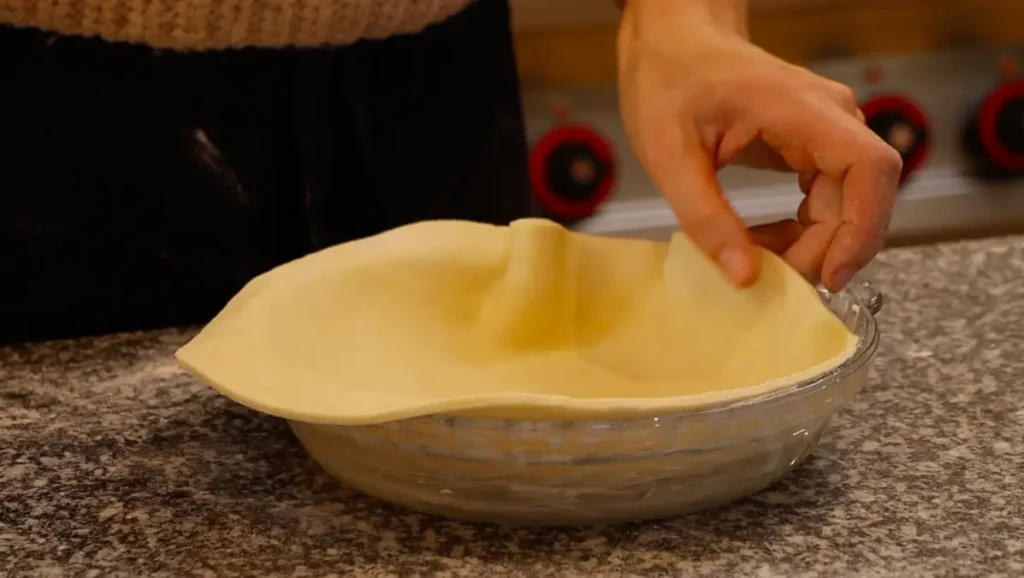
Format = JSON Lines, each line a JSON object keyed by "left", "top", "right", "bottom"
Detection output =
{"left": 0, "top": 0, "right": 534, "bottom": 344}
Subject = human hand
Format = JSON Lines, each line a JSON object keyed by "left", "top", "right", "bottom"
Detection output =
{"left": 616, "top": 0, "right": 902, "bottom": 291}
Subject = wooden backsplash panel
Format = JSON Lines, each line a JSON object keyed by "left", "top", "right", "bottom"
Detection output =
{"left": 511, "top": 0, "right": 905, "bottom": 32}
{"left": 513, "top": 0, "right": 1024, "bottom": 86}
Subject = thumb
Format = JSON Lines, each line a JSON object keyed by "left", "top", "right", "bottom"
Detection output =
{"left": 644, "top": 123, "right": 759, "bottom": 286}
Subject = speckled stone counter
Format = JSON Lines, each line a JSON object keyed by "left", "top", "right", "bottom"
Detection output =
{"left": 3, "top": 236, "right": 1024, "bottom": 578}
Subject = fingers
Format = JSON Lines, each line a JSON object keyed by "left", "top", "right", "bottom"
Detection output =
{"left": 783, "top": 174, "right": 844, "bottom": 285}
{"left": 644, "top": 121, "right": 759, "bottom": 287}
{"left": 825, "top": 143, "right": 902, "bottom": 288}
{"left": 793, "top": 109, "right": 902, "bottom": 290}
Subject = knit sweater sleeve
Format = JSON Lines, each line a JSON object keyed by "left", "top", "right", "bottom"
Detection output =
{"left": 0, "top": 0, "right": 477, "bottom": 50}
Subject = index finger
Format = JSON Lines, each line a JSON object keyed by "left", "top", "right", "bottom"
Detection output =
{"left": 642, "top": 119, "right": 760, "bottom": 287}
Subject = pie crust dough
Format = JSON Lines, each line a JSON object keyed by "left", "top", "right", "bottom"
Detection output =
{"left": 176, "top": 218, "right": 857, "bottom": 424}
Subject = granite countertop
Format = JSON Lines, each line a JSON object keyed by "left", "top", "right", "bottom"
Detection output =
{"left": 3, "top": 236, "right": 1024, "bottom": 578}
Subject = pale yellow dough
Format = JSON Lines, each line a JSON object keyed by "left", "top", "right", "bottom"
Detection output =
{"left": 176, "top": 218, "right": 858, "bottom": 425}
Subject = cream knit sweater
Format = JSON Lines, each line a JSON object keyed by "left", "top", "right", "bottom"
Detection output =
{"left": 0, "top": 0, "right": 475, "bottom": 50}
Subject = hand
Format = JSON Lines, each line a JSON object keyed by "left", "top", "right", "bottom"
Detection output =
{"left": 616, "top": 0, "right": 902, "bottom": 291}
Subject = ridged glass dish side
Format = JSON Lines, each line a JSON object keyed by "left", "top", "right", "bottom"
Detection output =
{"left": 290, "top": 283, "right": 882, "bottom": 526}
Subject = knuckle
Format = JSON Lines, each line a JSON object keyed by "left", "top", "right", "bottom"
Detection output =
{"left": 828, "top": 81, "right": 858, "bottom": 110}
{"left": 867, "top": 141, "right": 904, "bottom": 180}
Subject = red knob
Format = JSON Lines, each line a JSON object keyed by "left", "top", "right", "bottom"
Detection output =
{"left": 529, "top": 124, "right": 616, "bottom": 221}
{"left": 974, "top": 79, "right": 1024, "bottom": 173}
{"left": 860, "top": 94, "right": 932, "bottom": 184}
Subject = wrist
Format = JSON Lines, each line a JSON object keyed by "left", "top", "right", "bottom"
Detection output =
{"left": 620, "top": 0, "right": 749, "bottom": 40}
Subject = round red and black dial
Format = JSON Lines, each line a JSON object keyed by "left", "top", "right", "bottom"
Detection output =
{"left": 861, "top": 94, "right": 932, "bottom": 184}
{"left": 529, "top": 125, "right": 616, "bottom": 221}
{"left": 965, "top": 79, "right": 1024, "bottom": 175}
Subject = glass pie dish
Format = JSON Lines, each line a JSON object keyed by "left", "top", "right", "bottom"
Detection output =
{"left": 290, "top": 282, "right": 884, "bottom": 526}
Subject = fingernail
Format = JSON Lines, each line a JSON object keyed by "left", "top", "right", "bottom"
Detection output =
{"left": 719, "top": 247, "right": 754, "bottom": 287}
{"left": 830, "top": 266, "right": 855, "bottom": 290}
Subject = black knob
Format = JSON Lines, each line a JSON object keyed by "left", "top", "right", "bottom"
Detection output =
{"left": 543, "top": 141, "right": 609, "bottom": 202}
{"left": 963, "top": 79, "right": 1024, "bottom": 177}
{"left": 987, "top": 95, "right": 1024, "bottom": 161}
{"left": 529, "top": 125, "right": 616, "bottom": 221}
{"left": 861, "top": 94, "right": 931, "bottom": 184}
